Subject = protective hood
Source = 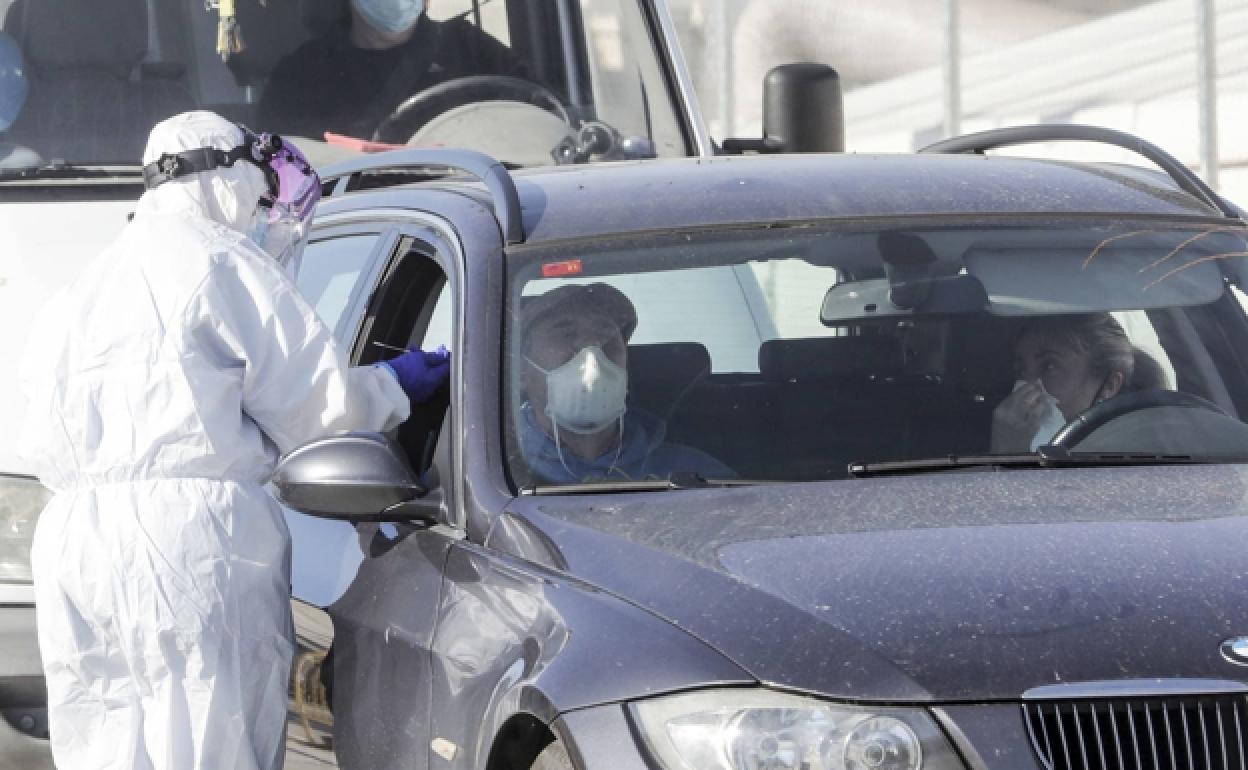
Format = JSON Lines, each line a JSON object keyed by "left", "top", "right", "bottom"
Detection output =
{"left": 135, "top": 111, "right": 268, "bottom": 234}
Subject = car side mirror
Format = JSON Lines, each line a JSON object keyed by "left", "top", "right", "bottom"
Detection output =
{"left": 273, "top": 432, "right": 442, "bottom": 524}
{"left": 722, "top": 62, "right": 845, "bottom": 154}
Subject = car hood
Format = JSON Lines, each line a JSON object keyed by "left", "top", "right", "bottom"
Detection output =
{"left": 507, "top": 464, "right": 1248, "bottom": 701}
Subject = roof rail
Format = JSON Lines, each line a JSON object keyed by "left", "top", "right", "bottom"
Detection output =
{"left": 319, "top": 148, "right": 524, "bottom": 244}
{"left": 920, "top": 124, "right": 1239, "bottom": 220}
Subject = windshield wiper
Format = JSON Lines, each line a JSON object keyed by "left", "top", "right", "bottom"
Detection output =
{"left": 521, "top": 472, "right": 759, "bottom": 496}
{"left": 848, "top": 447, "right": 1245, "bottom": 478}
{"left": 0, "top": 162, "right": 143, "bottom": 182}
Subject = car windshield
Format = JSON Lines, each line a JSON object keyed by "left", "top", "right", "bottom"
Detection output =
{"left": 504, "top": 220, "right": 1248, "bottom": 488}
{"left": 0, "top": 0, "right": 687, "bottom": 172}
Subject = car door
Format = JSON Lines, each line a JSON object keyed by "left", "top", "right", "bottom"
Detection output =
{"left": 282, "top": 224, "right": 402, "bottom": 760}
{"left": 291, "top": 215, "right": 468, "bottom": 770}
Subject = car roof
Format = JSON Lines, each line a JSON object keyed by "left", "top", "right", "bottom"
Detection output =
{"left": 327, "top": 152, "right": 1230, "bottom": 246}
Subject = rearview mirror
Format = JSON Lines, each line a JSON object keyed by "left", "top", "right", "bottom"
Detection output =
{"left": 273, "top": 432, "right": 440, "bottom": 524}
{"left": 821, "top": 274, "right": 988, "bottom": 324}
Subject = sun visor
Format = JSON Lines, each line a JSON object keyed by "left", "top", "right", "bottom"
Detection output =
{"left": 965, "top": 237, "right": 1230, "bottom": 316}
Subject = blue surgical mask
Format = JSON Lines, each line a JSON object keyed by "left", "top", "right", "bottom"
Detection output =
{"left": 351, "top": 0, "right": 426, "bottom": 36}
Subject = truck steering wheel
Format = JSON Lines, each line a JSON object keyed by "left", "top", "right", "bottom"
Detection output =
{"left": 372, "top": 75, "right": 571, "bottom": 145}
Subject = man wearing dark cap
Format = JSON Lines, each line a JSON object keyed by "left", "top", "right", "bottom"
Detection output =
{"left": 518, "top": 282, "right": 732, "bottom": 483}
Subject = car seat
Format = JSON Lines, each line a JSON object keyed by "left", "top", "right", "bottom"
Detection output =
{"left": 626, "top": 342, "right": 712, "bottom": 422}
{"left": 1129, "top": 348, "right": 1171, "bottom": 392}
{"left": 2, "top": 0, "right": 194, "bottom": 164}
{"left": 759, "top": 335, "right": 913, "bottom": 475}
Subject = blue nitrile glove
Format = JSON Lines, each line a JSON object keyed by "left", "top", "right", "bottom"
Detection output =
{"left": 378, "top": 345, "right": 451, "bottom": 402}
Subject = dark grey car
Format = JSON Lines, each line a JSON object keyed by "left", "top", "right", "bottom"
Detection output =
{"left": 276, "top": 127, "right": 1248, "bottom": 770}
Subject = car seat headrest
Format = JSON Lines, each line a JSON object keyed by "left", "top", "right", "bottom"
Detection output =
{"left": 21, "top": 0, "right": 148, "bottom": 72}
{"left": 759, "top": 336, "right": 902, "bottom": 383}
{"left": 627, "top": 342, "right": 712, "bottom": 415}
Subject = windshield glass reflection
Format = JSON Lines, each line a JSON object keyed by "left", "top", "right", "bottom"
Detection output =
{"left": 505, "top": 222, "right": 1248, "bottom": 487}
{"left": 0, "top": 0, "right": 687, "bottom": 170}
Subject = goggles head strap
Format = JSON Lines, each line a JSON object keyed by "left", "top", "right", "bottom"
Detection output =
{"left": 141, "top": 128, "right": 283, "bottom": 198}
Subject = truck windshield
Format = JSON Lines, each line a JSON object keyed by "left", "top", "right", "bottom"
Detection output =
{"left": 504, "top": 221, "right": 1248, "bottom": 488}
{"left": 0, "top": 0, "right": 688, "bottom": 171}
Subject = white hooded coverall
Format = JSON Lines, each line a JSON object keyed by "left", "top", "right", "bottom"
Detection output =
{"left": 18, "top": 112, "right": 410, "bottom": 770}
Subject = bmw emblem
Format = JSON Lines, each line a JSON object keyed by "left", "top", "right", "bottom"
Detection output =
{"left": 1221, "top": 637, "right": 1248, "bottom": 666}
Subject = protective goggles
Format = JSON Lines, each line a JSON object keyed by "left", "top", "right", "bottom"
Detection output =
{"left": 142, "top": 124, "right": 321, "bottom": 226}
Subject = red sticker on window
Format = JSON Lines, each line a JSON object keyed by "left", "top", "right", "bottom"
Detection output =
{"left": 542, "top": 259, "right": 584, "bottom": 278}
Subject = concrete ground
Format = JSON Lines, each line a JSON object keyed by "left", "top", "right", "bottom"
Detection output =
{"left": 285, "top": 718, "right": 338, "bottom": 770}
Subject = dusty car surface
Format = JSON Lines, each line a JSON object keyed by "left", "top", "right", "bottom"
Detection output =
{"left": 273, "top": 125, "right": 1248, "bottom": 769}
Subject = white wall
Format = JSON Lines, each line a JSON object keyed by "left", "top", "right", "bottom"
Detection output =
{"left": 669, "top": 0, "right": 1242, "bottom": 200}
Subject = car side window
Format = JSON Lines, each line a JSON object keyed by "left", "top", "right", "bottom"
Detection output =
{"left": 1112, "top": 309, "right": 1177, "bottom": 391}
{"left": 358, "top": 242, "right": 457, "bottom": 478}
{"left": 295, "top": 234, "right": 382, "bottom": 341}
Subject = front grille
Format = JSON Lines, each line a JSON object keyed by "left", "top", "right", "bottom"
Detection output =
{"left": 1024, "top": 696, "right": 1248, "bottom": 770}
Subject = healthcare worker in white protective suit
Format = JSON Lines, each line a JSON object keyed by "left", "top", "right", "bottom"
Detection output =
{"left": 17, "top": 111, "right": 449, "bottom": 770}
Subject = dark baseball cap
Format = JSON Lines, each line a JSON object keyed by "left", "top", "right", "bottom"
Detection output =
{"left": 521, "top": 282, "right": 638, "bottom": 345}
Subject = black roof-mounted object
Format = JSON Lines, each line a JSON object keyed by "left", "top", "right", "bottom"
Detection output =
{"left": 921, "top": 124, "right": 1239, "bottom": 220}
{"left": 722, "top": 62, "right": 845, "bottom": 155}
{"left": 319, "top": 148, "right": 524, "bottom": 245}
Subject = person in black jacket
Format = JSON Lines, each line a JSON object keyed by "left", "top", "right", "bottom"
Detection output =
{"left": 258, "top": 0, "right": 529, "bottom": 142}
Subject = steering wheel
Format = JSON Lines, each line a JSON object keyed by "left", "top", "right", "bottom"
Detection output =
{"left": 373, "top": 75, "right": 571, "bottom": 145}
{"left": 1049, "top": 389, "right": 1230, "bottom": 448}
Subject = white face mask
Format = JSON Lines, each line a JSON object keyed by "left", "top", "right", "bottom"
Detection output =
{"left": 1013, "top": 380, "right": 1068, "bottom": 451}
{"left": 528, "top": 345, "right": 628, "bottom": 435}
{"left": 351, "top": 0, "right": 425, "bottom": 35}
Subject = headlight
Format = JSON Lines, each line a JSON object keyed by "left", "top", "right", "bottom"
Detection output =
{"left": 0, "top": 475, "right": 50, "bottom": 583}
{"left": 632, "top": 689, "right": 965, "bottom": 770}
